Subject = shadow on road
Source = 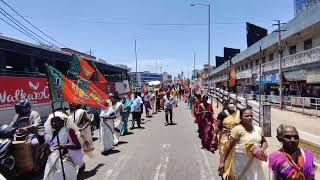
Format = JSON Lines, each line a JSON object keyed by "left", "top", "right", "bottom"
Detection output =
{"left": 101, "top": 149, "right": 121, "bottom": 156}
{"left": 117, "top": 141, "right": 128, "bottom": 145}
{"left": 92, "top": 137, "right": 99, "bottom": 142}
{"left": 79, "top": 163, "right": 104, "bottom": 180}
{"left": 123, "top": 132, "right": 134, "bottom": 136}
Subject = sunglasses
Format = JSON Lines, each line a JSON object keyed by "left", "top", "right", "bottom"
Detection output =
{"left": 283, "top": 135, "right": 299, "bottom": 140}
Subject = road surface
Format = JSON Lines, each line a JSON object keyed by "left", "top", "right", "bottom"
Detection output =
{"left": 81, "top": 101, "right": 220, "bottom": 180}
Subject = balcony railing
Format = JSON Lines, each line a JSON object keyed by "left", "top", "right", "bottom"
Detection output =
{"left": 252, "top": 46, "right": 320, "bottom": 74}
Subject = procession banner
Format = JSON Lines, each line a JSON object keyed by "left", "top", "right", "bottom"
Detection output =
{"left": 45, "top": 64, "right": 106, "bottom": 109}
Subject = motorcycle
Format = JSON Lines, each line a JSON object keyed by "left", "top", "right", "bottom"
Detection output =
{"left": 0, "top": 124, "right": 16, "bottom": 179}
{"left": 0, "top": 119, "right": 50, "bottom": 179}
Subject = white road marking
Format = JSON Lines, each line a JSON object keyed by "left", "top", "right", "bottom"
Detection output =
{"left": 195, "top": 145, "right": 207, "bottom": 180}
{"left": 104, "top": 151, "right": 131, "bottom": 180}
{"left": 153, "top": 144, "right": 171, "bottom": 180}
{"left": 200, "top": 149, "right": 215, "bottom": 180}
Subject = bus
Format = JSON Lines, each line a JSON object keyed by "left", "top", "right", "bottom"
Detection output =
{"left": 0, "top": 35, "right": 130, "bottom": 124}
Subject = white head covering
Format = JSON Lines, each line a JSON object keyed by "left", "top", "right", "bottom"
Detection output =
{"left": 44, "top": 111, "right": 80, "bottom": 138}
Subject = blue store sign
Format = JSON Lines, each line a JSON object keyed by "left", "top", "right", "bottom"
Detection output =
{"left": 255, "top": 73, "right": 280, "bottom": 85}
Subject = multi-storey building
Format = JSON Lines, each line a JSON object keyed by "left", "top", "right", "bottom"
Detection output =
{"left": 210, "top": 3, "right": 320, "bottom": 97}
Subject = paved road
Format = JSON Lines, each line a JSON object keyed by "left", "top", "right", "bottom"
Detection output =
{"left": 81, "top": 101, "right": 219, "bottom": 180}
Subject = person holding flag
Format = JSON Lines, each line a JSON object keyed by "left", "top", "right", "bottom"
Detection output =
{"left": 43, "top": 112, "right": 84, "bottom": 180}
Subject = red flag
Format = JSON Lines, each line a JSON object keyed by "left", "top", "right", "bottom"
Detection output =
{"left": 229, "top": 63, "right": 236, "bottom": 87}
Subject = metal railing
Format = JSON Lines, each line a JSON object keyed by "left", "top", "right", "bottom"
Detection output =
{"left": 206, "top": 87, "right": 272, "bottom": 137}
{"left": 237, "top": 94, "right": 320, "bottom": 116}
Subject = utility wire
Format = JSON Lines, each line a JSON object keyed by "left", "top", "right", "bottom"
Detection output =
{"left": 0, "top": 6, "right": 56, "bottom": 47}
{"left": 0, "top": 0, "right": 66, "bottom": 47}
{"left": 0, "top": 16, "right": 43, "bottom": 43}
{"left": 0, "top": 9, "right": 45, "bottom": 44}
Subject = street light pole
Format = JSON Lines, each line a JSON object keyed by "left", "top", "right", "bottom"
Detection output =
{"left": 190, "top": 3, "right": 211, "bottom": 90}
{"left": 208, "top": 4, "right": 211, "bottom": 90}
{"left": 135, "top": 40, "right": 138, "bottom": 88}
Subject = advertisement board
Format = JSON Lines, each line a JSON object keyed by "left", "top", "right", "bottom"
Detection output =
{"left": 0, "top": 76, "right": 51, "bottom": 108}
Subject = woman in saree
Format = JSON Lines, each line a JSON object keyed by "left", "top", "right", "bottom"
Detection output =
{"left": 68, "top": 104, "right": 94, "bottom": 157}
{"left": 197, "top": 95, "right": 217, "bottom": 152}
{"left": 268, "top": 124, "right": 315, "bottom": 180}
{"left": 43, "top": 112, "right": 84, "bottom": 180}
{"left": 215, "top": 99, "right": 241, "bottom": 179}
{"left": 150, "top": 90, "right": 157, "bottom": 114}
{"left": 188, "top": 91, "right": 194, "bottom": 109}
{"left": 100, "top": 93, "right": 124, "bottom": 152}
{"left": 218, "top": 108, "right": 268, "bottom": 180}
{"left": 120, "top": 96, "right": 131, "bottom": 136}
{"left": 144, "top": 91, "right": 153, "bottom": 117}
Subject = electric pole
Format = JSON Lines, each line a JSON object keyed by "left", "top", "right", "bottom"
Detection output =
{"left": 156, "top": 59, "right": 158, "bottom": 74}
{"left": 134, "top": 40, "right": 138, "bottom": 88}
{"left": 273, "top": 20, "right": 286, "bottom": 110}
{"left": 193, "top": 50, "right": 196, "bottom": 80}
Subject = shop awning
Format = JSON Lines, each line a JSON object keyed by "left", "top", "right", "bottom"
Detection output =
{"left": 306, "top": 68, "right": 320, "bottom": 83}
{"left": 283, "top": 69, "right": 306, "bottom": 81}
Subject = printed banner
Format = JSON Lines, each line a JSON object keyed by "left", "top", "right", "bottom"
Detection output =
{"left": 0, "top": 76, "right": 51, "bottom": 108}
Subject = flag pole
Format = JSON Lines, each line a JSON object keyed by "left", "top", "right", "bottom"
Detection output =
{"left": 45, "top": 64, "right": 67, "bottom": 180}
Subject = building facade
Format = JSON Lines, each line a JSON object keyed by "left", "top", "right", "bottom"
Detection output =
{"left": 210, "top": 3, "right": 320, "bottom": 98}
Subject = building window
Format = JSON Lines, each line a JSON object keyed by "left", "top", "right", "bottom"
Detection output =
{"left": 304, "top": 39, "right": 312, "bottom": 50}
{"left": 237, "top": 66, "right": 240, "bottom": 72}
{"left": 289, "top": 45, "right": 296, "bottom": 55}
{"left": 245, "top": 63, "right": 248, "bottom": 69}
{"left": 269, "top": 53, "right": 274, "bottom": 61}
{"left": 250, "top": 61, "right": 253, "bottom": 68}
{"left": 255, "top": 59, "right": 259, "bottom": 65}
{"left": 280, "top": 50, "right": 283, "bottom": 58}
{"left": 262, "top": 57, "right": 265, "bottom": 64}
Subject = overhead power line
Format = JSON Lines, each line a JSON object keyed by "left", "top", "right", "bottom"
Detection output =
{"left": 0, "top": 9, "right": 45, "bottom": 44}
{"left": 0, "top": 16, "right": 43, "bottom": 43}
{"left": 0, "top": 0, "right": 66, "bottom": 47}
{"left": 0, "top": 7, "right": 56, "bottom": 47}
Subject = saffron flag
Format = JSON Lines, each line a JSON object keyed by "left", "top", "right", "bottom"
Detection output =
{"left": 88, "top": 61, "right": 108, "bottom": 88}
{"left": 45, "top": 64, "right": 106, "bottom": 109}
{"left": 68, "top": 54, "right": 108, "bottom": 92}
{"left": 79, "top": 58, "right": 95, "bottom": 80}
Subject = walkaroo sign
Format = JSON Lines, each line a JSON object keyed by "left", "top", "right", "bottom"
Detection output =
{"left": 0, "top": 76, "right": 51, "bottom": 108}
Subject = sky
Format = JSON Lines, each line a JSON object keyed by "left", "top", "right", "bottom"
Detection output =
{"left": 0, "top": 0, "right": 294, "bottom": 77}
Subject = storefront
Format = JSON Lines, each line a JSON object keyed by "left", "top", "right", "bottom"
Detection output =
{"left": 236, "top": 69, "right": 253, "bottom": 94}
{"left": 283, "top": 68, "right": 320, "bottom": 97}
{"left": 254, "top": 73, "right": 280, "bottom": 95}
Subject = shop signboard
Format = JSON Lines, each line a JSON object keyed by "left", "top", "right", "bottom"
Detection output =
{"left": 291, "top": 97, "right": 311, "bottom": 107}
{"left": 0, "top": 76, "right": 51, "bottom": 108}
{"left": 255, "top": 73, "right": 279, "bottom": 85}
{"left": 236, "top": 69, "right": 252, "bottom": 79}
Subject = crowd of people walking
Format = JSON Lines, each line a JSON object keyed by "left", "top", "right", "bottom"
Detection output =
{"left": 187, "top": 87, "right": 316, "bottom": 180}
{"left": 7, "top": 81, "right": 317, "bottom": 180}
{"left": 40, "top": 83, "right": 182, "bottom": 179}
